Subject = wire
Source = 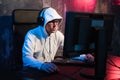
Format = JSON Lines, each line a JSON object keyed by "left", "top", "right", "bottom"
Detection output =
{"left": 107, "top": 57, "right": 120, "bottom": 69}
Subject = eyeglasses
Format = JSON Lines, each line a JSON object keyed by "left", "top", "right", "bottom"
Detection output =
{"left": 48, "top": 19, "right": 61, "bottom": 24}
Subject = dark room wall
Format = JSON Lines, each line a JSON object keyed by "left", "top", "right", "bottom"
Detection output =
{"left": 0, "top": 16, "right": 13, "bottom": 71}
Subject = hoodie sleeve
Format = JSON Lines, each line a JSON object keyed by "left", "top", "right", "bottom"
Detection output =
{"left": 22, "top": 31, "right": 43, "bottom": 70}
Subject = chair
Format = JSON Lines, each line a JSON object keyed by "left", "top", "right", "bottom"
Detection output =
{"left": 12, "top": 9, "right": 40, "bottom": 71}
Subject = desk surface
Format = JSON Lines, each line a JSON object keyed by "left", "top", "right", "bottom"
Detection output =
{"left": 38, "top": 64, "right": 95, "bottom": 80}
{"left": 9, "top": 61, "right": 95, "bottom": 80}
{"left": 4, "top": 64, "right": 95, "bottom": 80}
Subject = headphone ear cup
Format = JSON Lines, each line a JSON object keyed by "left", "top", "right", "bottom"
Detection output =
{"left": 38, "top": 7, "right": 49, "bottom": 26}
{"left": 38, "top": 17, "right": 44, "bottom": 26}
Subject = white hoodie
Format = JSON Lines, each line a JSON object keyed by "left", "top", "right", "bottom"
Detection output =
{"left": 22, "top": 7, "right": 64, "bottom": 70}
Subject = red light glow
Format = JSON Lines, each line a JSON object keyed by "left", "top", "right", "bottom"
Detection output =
{"left": 112, "top": 0, "right": 120, "bottom": 5}
{"left": 65, "top": 0, "right": 97, "bottom": 12}
{"left": 105, "top": 55, "right": 120, "bottom": 80}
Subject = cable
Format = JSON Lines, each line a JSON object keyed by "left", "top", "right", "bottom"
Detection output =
{"left": 107, "top": 57, "right": 120, "bottom": 69}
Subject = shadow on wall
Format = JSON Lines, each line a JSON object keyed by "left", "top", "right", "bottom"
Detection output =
{"left": 111, "top": 5, "right": 120, "bottom": 56}
{"left": 0, "top": 16, "right": 14, "bottom": 71}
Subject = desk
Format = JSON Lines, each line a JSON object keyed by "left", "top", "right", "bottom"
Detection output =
{"left": 17, "top": 64, "right": 95, "bottom": 80}
{"left": 46, "top": 65, "right": 95, "bottom": 80}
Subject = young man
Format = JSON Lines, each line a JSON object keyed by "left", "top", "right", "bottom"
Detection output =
{"left": 22, "top": 7, "right": 64, "bottom": 73}
{"left": 22, "top": 7, "right": 94, "bottom": 75}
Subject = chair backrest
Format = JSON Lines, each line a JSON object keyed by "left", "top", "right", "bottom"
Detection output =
{"left": 12, "top": 9, "right": 40, "bottom": 70}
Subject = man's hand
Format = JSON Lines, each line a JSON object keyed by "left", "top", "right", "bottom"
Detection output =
{"left": 41, "top": 62, "right": 59, "bottom": 73}
{"left": 85, "top": 53, "right": 94, "bottom": 63}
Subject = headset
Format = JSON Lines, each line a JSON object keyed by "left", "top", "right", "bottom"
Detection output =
{"left": 38, "top": 7, "right": 50, "bottom": 26}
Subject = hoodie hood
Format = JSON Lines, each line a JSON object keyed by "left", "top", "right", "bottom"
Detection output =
{"left": 39, "top": 7, "right": 62, "bottom": 28}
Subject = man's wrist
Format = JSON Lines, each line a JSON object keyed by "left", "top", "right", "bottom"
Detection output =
{"left": 40, "top": 63, "right": 44, "bottom": 70}
{"left": 79, "top": 54, "right": 86, "bottom": 61}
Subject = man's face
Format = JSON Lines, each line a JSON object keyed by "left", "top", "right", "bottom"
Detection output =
{"left": 45, "top": 19, "right": 60, "bottom": 35}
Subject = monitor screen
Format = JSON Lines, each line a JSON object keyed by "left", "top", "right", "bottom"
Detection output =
{"left": 63, "top": 12, "right": 114, "bottom": 58}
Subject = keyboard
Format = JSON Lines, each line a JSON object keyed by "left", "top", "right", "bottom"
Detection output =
{"left": 52, "top": 58, "right": 95, "bottom": 67}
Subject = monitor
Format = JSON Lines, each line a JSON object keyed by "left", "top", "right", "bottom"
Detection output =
{"left": 63, "top": 11, "right": 114, "bottom": 79}
{"left": 63, "top": 11, "right": 114, "bottom": 58}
